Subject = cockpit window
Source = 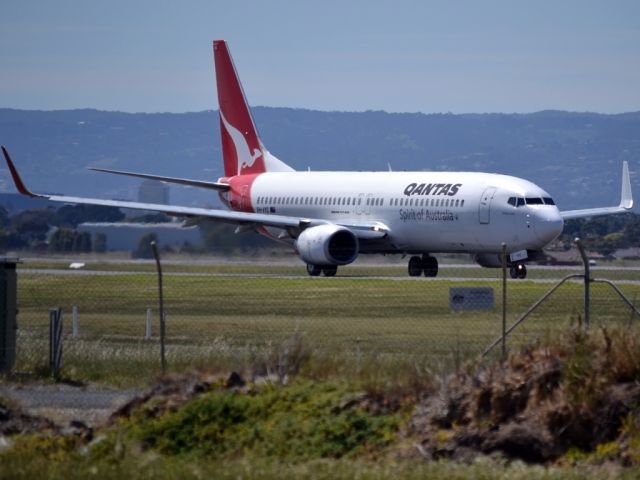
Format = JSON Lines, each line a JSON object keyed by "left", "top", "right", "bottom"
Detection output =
{"left": 508, "top": 197, "right": 526, "bottom": 207}
{"left": 525, "top": 197, "right": 544, "bottom": 205}
{"left": 543, "top": 197, "right": 555, "bottom": 205}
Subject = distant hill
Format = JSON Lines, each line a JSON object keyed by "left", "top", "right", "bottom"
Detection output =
{"left": 0, "top": 108, "right": 638, "bottom": 210}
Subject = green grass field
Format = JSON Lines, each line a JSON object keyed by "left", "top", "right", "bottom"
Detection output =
{"left": 11, "top": 259, "right": 640, "bottom": 386}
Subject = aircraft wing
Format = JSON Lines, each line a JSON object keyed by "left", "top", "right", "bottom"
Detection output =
{"left": 1, "top": 146, "right": 388, "bottom": 240}
{"left": 560, "top": 161, "right": 634, "bottom": 220}
{"left": 89, "top": 167, "right": 230, "bottom": 191}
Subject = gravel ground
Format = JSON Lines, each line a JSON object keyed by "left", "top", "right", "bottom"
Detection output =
{"left": 0, "top": 384, "right": 140, "bottom": 427}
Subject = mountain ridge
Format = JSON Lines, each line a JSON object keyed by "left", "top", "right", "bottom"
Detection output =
{"left": 1, "top": 107, "right": 638, "bottom": 210}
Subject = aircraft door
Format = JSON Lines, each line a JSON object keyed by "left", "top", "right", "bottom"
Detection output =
{"left": 478, "top": 187, "right": 497, "bottom": 224}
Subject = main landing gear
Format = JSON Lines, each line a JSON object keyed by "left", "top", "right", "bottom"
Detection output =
{"left": 408, "top": 254, "right": 439, "bottom": 277}
{"left": 306, "top": 264, "right": 338, "bottom": 277}
{"left": 510, "top": 263, "right": 527, "bottom": 279}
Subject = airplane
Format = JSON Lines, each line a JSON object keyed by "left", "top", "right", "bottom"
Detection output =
{"left": 1, "top": 40, "right": 634, "bottom": 279}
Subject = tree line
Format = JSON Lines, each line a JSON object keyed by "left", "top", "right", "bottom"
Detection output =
{"left": 0, "top": 204, "right": 277, "bottom": 255}
{"left": 0, "top": 203, "right": 637, "bottom": 257}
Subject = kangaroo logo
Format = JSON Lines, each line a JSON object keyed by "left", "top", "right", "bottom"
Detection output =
{"left": 220, "top": 110, "right": 263, "bottom": 176}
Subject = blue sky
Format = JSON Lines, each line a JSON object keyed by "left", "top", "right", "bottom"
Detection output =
{"left": 1, "top": 0, "right": 639, "bottom": 114}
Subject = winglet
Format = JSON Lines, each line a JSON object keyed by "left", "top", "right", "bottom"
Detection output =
{"left": 1, "top": 146, "right": 40, "bottom": 198}
{"left": 620, "top": 161, "right": 633, "bottom": 209}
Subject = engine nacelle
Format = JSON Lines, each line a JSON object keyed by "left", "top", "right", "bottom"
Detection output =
{"left": 295, "top": 225, "right": 359, "bottom": 266}
{"left": 474, "top": 253, "right": 503, "bottom": 268}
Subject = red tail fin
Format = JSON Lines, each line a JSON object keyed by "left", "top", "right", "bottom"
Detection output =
{"left": 214, "top": 40, "right": 266, "bottom": 178}
{"left": 213, "top": 40, "right": 293, "bottom": 178}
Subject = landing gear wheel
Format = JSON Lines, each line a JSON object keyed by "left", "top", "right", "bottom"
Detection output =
{"left": 510, "top": 263, "right": 527, "bottom": 279}
{"left": 322, "top": 265, "right": 338, "bottom": 277}
{"left": 306, "top": 264, "right": 322, "bottom": 276}
{"left": 510, "top": 266, "right": 517, "bottom": 279}
{"left": 422, "top": 255, "right": 439, "bottom": 278}
{"left": 408, "top": 256, "right": 423, "bottom": 277}
{"left": 517, "top": 264, "right": 527, "bottom": 279}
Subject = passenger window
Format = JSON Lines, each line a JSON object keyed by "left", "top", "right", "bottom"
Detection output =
{"left": 461, "top": 199, "right": 465, "bottom": 207}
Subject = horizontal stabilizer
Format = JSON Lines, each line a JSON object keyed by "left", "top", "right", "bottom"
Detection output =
{"left": 89, "top": 167, "right": 230, "bottom": 191}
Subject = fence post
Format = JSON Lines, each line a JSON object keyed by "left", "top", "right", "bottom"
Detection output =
{"left": 72, "top": 305, "right": 79, "bottom": 338}
{"left": 501, "top": 242, "right": 507, "bottom": 361}
{"left": 151, "top": 241, "right": 166, "bottom": 375}
{"left": 49, "top": 308, "right": 63, "bottom": 379}
{"left": 145, "top": 307, "right": 153, "bottom": 339}
{"left": 575, "top": 238, "right": 590, "bottom": 331}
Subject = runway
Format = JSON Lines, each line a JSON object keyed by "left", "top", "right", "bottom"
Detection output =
{"left": 20, "top": 265, "right": 640, "bottom": 286}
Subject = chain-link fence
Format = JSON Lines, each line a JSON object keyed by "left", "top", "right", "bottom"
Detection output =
{"left": 10, "top": 252, "right": 640, "bottom": 385}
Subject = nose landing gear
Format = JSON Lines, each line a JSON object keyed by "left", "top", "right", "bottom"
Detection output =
{"left": 510, "top": 263, "right": 527, "bottom": 279}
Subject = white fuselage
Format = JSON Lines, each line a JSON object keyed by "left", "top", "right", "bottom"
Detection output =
{"left": 227, "top": 171, "right": 564, "bottom": 255}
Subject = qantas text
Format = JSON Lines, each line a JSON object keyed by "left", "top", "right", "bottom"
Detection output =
{"left": 403, "top": 183, "right": 462, "bottom": 197}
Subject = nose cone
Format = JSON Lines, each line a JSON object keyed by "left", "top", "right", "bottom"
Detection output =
{"left": 534, "top": 209, "right": 564, "bottom": 244}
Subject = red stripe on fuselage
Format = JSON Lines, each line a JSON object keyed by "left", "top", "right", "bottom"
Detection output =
{"left": 219, "top": 173, "right": 261, "bottom": 213}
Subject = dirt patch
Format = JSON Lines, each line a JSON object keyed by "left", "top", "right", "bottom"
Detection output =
{"left": 405, "top": 327, "right": 640, "bottom": 464}
{"left": 0, "top": 399, "right": 57, "bottom": 436}
{"left": 109, "top": 370, "right": 243, "bottom": 422}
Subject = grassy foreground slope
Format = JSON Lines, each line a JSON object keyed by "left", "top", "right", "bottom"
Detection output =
{"left": 3, "top": 324, "right": 640, "bottom": 478}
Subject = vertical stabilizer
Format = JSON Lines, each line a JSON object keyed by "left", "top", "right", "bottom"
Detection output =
{"left": 213, "top": 40, "right": 293, "bottom": 177}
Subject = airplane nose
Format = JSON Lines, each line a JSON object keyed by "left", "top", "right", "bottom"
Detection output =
{"left": 534, "top": 210, "right": 564, "bottom": 243}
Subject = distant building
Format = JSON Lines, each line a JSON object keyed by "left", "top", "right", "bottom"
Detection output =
{"left": 76, "top": 222, "right": 202, "bottom": 251}
{"left": 138, "top": 180, "right": 169, "bottom": 205}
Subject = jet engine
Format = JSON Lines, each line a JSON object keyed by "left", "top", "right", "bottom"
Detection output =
{"left": 295, "top": 224, "right": 359, "bottom": 266}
